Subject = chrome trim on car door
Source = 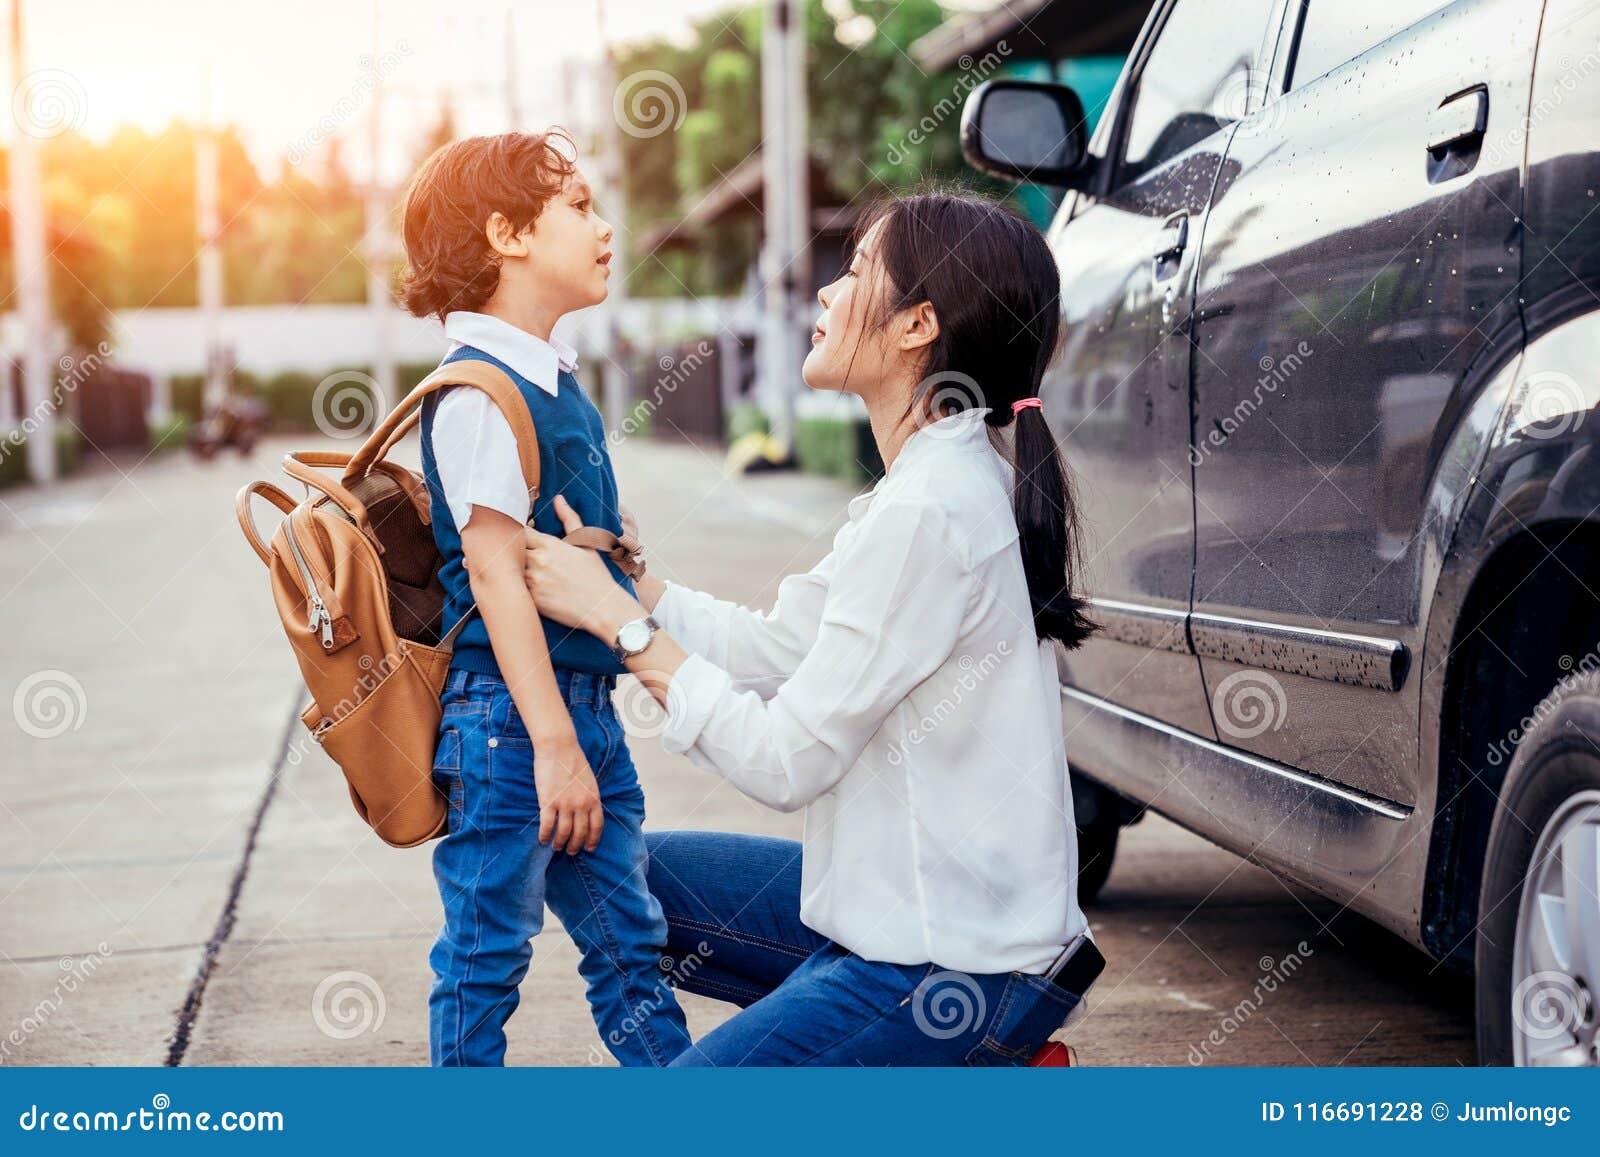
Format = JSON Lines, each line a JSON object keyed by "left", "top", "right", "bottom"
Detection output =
{"left": 1087, "top": 596, "right": 1407, "bottom": 691}
{"left": 1188, "top": 612, "right": 1408, "bottom": 692}
{"left": 1086, "top": 597, "right": 1190, "bottom": 654}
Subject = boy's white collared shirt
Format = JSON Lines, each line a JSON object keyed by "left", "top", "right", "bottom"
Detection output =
{"left": 441, "top": 310, "right": 578, "bottom": 394}
{"left": 429, "top": 312, "right": 580, "bottom": 529}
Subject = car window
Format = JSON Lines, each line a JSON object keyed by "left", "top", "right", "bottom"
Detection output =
{"left": 1288, "top": 0, "right": 1454, "bottom": 90}
{"left": 1119, "top": 0, "right": 1281, "bottom": 183}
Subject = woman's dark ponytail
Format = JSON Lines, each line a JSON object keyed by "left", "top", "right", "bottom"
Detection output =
{"left": 1010, "top": 403, "right": 1096, "bottom": 648}
{"left": 855, "top": 188, "right": 1096, "bottom": 649}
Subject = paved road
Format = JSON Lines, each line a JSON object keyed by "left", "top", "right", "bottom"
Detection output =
{"left": 0, "top": 432, "right": 1474, "bottom": 1066}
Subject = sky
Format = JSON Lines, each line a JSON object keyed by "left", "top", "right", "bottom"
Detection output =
{"left": 7, "top": 0, "right": 751, "bottom": 177}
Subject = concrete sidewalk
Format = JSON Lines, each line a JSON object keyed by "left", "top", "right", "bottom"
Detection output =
{"left": 0, "top": 431, "right": 843, "bottom": 1066}
{"left": 0, "top": 430, "right": 1473, "bottom": 1066}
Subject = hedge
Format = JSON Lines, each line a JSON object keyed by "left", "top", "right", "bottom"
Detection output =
{"left": 0, "top": 423, "right": 81, "bottom": 489}
{"left": 166, "top": 363, "right": 440, "bottom": 434}
{"left": 794, "top": 415, "right": 881, "bottom": 482}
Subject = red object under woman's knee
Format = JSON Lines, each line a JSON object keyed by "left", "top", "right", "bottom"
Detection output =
{"left": 1028, "top": 1041, "right": 1077, "bottom": 1066}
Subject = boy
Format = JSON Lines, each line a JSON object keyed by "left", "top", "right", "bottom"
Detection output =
{"left": 398, "top": 129, "right": 690, "bottom": 1067}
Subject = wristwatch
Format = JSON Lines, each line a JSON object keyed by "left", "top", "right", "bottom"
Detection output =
{"left": 611, "top": 614, "right": 660, "bottom": 662}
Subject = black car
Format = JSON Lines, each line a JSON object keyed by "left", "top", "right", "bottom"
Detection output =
{"left": 961, "top": 0, "right": 1600, "bottom": 1066}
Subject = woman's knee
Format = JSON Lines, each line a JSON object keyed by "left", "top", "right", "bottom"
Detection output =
{"left": 643, "top": 830, "right": 804, "bottom": 924}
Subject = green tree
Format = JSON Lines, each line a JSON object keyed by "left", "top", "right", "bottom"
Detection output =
{"left": 615, "top": 0, "right": 1001, "bottom": 297}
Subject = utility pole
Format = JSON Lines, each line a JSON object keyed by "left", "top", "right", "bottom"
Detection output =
{"left": 196, "top": 64, "right": 226, "bottom": 413}
{"left": 594, "top": 0, "right": 630, "bottom": 433}
{"left": 505, "top": 8, "right": 520, "bottom": 129}
{"left": 364, "top": 2, "right": 396, "bottom": 412}
{"left": 759, "top": 0, "right": 809, "bottom": 450}
{"left": 11, "top": 0, "right": 55, "bottom": 481}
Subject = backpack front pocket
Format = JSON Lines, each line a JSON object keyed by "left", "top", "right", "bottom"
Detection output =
{"left": 312, "top": 649, "right": 449, "bottom": 847}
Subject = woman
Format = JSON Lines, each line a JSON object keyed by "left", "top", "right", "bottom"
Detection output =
{"left": 524, "top": 190, "right": 1099, "bottom": 1066}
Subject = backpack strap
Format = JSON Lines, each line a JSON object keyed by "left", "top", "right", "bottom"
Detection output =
{"left": 565, "top": 525, "right": 648, "bottom": 580}
{"left": 236, "top": 480, "right": 297, "bottom": 565}
{"left": 345, "top": 354, "right": 648, "bottom": 580}
{"left": 344, "top": 359, "right": 540, "bottom": 503}
{"left": 280, "top": 449, "right": 387, "bottom": 556}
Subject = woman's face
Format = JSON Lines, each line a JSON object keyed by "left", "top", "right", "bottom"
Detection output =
{"left": 801, "top": 218, "right": 899, "bottom": 396}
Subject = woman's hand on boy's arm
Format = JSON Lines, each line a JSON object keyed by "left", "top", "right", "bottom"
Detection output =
{"left": 462, "top": 504, "right": 604, "bottom": 854}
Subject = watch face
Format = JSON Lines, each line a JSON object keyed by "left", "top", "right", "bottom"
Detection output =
{"left": 617, "top": 619, "right": 652, "bottom": 654}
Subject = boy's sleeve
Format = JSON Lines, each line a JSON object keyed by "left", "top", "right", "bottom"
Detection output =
{"left": 429, "top": 386, "right": 532, "bottom": 529}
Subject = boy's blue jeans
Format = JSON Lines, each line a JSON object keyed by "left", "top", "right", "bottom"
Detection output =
{"left": 427, "top": 667, "right": 691, "bottom": 1067}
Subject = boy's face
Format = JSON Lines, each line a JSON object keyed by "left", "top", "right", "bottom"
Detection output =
{"left": 517, "top": 169, "right": 615, "bottom": 312}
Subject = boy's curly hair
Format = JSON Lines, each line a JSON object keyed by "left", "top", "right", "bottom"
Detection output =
{"left": 397, "top": 129, "right": 577, "bottom": 323}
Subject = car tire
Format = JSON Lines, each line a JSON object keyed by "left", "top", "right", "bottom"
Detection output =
{"left": 1077, "top": 815, "right": 1119, "bottom": 906}
{"left": 1476, "top": 670, "right": 1600, "bottom": 1066}
{"left": 1072, "top": 774, "right": 1124, "bottom": 905}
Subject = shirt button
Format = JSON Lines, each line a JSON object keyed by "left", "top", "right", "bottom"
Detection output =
{"left": 487, "top": 737, "right": 499, "bottom": 748}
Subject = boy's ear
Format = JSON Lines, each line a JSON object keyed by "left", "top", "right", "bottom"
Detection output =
{"left": 484, "top": 211, "right": 530, "bottom": 259}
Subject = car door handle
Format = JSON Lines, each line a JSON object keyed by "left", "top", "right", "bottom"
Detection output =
{"left": 1428, "top": 87, "right": 1487, "bottom": 152}
{"left": 1151, "top": 214, "right": 1189, "bottom": 264}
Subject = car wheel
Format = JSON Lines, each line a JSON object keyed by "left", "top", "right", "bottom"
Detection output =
{"left": 1072, "top": 774, "right": 1122, "bottom": 906}
{"left": 1476, "top": 671, "right": 1600, "bottom": 1066}
{"left": 1077, "top": 815, "right": 1119, "bottom": 906}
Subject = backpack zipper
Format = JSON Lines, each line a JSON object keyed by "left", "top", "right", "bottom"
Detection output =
{"left": 285, "top": 509, "right": 335, "bottom": 649}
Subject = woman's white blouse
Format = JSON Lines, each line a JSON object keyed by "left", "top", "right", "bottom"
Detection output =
{"left": 655, "top": 407, "right": 1089, "bottom": 975}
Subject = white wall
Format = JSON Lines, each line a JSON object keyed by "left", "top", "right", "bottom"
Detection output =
{"left": 101, "top": 297, "right": 757, "bottom": 379}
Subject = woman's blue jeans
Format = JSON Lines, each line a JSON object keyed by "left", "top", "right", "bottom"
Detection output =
{"left": 643, "top": 830, "right": 1084, "bottom": 1066}
{"left": 427, "top": 667, "right": 691, "bottom": 1067}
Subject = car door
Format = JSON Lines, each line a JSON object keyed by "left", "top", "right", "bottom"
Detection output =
{"left": 1046, "top": 0, "right": 1285, "bottom": 738}
{"left": 1187, "top": 0, "right": 1538, "bottom": 806}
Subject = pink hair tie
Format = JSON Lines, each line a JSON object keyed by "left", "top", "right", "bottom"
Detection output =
{"left": 1012, "top": 397, "right": 1043, "bottom": 415}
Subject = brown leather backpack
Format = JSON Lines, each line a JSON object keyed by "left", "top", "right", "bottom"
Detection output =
{"left": 236, "top": 359, "right": 644, "bottom": 848}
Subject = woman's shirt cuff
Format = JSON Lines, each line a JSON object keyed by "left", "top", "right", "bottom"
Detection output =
{"left": 661, "top": 651, "right": 731, "bottom": 756}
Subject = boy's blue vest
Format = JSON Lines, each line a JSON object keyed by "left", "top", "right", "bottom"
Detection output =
{"left": 418, "top": 347, "right": 634, "bottom": 676}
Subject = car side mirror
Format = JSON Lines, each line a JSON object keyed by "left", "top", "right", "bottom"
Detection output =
{"left": 961, "top": 80, "right": 1091, "bottom": 188}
